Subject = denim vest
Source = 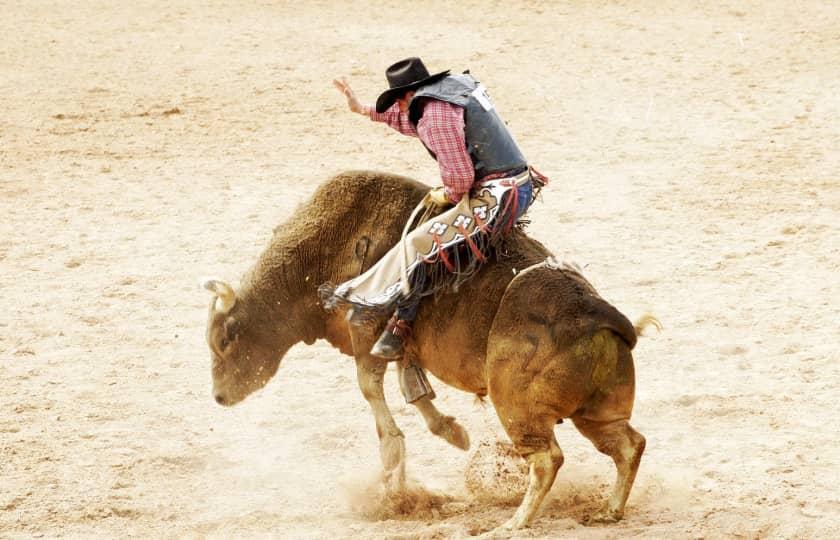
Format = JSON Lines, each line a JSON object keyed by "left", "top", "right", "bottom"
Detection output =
{"left": 408, "top": 74, "right": 527, "bottom": 178}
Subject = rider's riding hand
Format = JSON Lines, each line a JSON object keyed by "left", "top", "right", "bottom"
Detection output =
{"left": 427, "top": 186, "right": 451, "bottom": 207}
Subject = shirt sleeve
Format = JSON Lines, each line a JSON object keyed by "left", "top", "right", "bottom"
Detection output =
{"left": 366, "top": 103, "right": 417, "bottom": 137}
{"left": 416, "top": 100, "right": 475, "bottom": 203}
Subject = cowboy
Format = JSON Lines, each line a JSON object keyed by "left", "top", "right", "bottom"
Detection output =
{"left": 333, "top": 57, "right": 538, "bottom": 361}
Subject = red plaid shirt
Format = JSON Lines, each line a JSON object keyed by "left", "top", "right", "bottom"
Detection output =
{"left": 368, "top": 100, "right": 474, "bottom": 203}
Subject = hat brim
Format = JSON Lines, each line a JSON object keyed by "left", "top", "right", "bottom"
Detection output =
{"left": 374, "top": 70, "right": 450, "bottom": 113}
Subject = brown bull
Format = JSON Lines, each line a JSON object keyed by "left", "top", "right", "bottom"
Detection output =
{"left": 202, "top": 170, "right": 655, "bottom": 531}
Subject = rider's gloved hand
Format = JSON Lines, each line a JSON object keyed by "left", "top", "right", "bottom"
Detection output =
{"left": 427, "top": 187, "right": 451, "bottom": 207}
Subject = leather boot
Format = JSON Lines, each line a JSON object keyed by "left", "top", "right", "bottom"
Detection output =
{"left": 370, "top": 316, "right": 411, "bottom": 360}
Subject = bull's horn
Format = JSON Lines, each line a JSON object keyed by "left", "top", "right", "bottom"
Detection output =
{"left": 201, "top": 278, "right": 236, "bottom": 313}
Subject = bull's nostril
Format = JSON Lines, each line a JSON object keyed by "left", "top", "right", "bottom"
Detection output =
{"left": 214, "top": 394, "right": 226, "bottom": 405}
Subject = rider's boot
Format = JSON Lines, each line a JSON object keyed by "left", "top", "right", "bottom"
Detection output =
{"left": 370, "top": 314, "right": 411, "bottom": 360}
{"left": 369, "top": 312, "right": 434, "bottom": 403}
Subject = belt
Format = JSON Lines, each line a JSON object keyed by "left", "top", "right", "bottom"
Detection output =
{"left": 478, "top": 168, "right": 531, "bottom": 188}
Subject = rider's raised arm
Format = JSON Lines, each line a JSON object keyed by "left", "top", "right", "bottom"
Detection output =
{"left": 334, "top": 76, "right": 417, "bottom": 137}
{"left": 366, "top": 102, "right": 417, "bottom": 137}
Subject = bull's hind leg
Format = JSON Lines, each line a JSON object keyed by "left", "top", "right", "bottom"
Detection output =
{"left": 492, "top": 413, "right": 564, "bottom": 530}
{"left": 501, "top": 434, "right": 563, "bottom": 530}
{"left": 572, "top": 417, "right": 646, "bottom": 523}
{"left": 396, "top": 364, "right": 470, "bottom": 451}
{"left": 572, "top": 336, "right": 646, "bottom": 524}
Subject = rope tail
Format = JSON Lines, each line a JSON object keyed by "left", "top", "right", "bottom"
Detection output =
{"left": 399, "top": 193, "right": 433, "bottom": 295}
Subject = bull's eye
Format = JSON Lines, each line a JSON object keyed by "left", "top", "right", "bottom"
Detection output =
{"left": 220, "top": 337, "right": 230, "bottom": 350}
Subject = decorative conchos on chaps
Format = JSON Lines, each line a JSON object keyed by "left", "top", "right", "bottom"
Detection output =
{"left": 319, "top": 172, "right": 534, "bottom": 320}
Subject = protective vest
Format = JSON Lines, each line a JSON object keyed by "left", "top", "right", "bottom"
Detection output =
{"left": 408, "top": 73, "right": 527, "bottom": 178}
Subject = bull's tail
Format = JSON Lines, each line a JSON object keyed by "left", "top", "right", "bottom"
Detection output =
{"left": 633, "top": 314, "right": 662, "bottom": 337}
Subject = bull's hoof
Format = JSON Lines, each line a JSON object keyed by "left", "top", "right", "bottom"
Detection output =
{"left": 432, "top": 415, "right": 470, "bottom": 451}
{"left": 584, "top": 506, "right": 623, "bottom": 525}
{"left": 480, "top": 515, "right": 526, "bottom": 537}
{"left": 499, "top": 516, "right": 523, "bottom": 530}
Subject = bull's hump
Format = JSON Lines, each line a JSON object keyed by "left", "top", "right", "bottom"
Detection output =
{"left": 317, "top": 170, "right": 428, "bottom": 204}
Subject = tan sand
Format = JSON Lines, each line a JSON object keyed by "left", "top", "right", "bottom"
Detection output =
{"left": 2, "top": 1, "right": 838, "bottom": 538}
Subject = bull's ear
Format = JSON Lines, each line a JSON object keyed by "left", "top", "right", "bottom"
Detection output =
{"left": 224, "top": 317, "right": 241, "bottom": 342}
{"left": 200, "top": 278, "right": 236, "bottom": 313}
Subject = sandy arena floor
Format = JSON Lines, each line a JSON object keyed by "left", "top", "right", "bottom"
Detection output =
{"left": 2, "top": 1, "right": 839, "bottom": 538}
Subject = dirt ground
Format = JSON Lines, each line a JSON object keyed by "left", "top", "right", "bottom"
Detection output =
{"left": 2, "top": 1, "right": 839, "bottom": 538}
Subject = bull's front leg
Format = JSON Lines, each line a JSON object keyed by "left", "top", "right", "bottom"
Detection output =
{"left": 396, "top": 363, "right": 470, "bottom": 451}
{"left": 351, "top": 330, "right": 406, "bottom": 491}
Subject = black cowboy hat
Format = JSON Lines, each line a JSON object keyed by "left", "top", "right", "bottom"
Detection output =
{"left": 375, "top": 57, "right": 450, "bottom": 113}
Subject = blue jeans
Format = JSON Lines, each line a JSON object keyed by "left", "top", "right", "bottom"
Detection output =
{"left": 514, "top": 181, "right": 534, "bottom": 220}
